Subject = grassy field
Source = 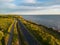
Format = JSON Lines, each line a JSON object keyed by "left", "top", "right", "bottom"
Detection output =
{"left": 0, "top": 15, "right": 60, "bottom": 45}
{"left": 0, "top": 16, "right": 14, "bottom": 45}
{"left": 0, "top": 15, "right": 24, "bottom": 45}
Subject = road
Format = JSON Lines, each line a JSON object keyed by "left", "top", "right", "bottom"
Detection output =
{"left": 7, "top": 19, "right": 42, "bottom": 45}
{"left": 7, "top": 22, "right": 15, "bottom": 45}
{"left": 17, "top": 19, "right": 41, "bottom": 45}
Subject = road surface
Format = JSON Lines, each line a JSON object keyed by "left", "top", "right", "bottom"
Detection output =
{"left": 17, "top": 19, "right": 41, "bottom": 45}
{"left": 7, "top": 22, "right": 15, "bottom": 45}
{"left": 7, "top": 19, "right": 42, "bottom": 45}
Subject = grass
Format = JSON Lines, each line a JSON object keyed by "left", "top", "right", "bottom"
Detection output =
{"left": 0, "top": 16, "right": 14, "bottom": 45}
{"left": 20, "top": 17, "right": 60, "bottom": 45}
{"left": 0, "top": 15, "right": 60, "bottom": 45}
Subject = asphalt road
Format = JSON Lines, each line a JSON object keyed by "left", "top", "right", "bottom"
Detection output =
{"left": 7, "top": 19, "right": 42, "bottom": 45}
{"left": 17, "top": 19, "right": 41, "bottom": 45}
{"left": 7, "top": 22, "right": 15, "bottom": 45}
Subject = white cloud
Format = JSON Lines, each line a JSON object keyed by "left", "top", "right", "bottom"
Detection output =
{"left": 4, "top": 5, "right": 60, "bottom": 15}
{"left": 0, "top": 0, "right": 60, "bottom": 15}
{"left": 0, "top": 0, "right": 16, "bottom": 9}
{"left": 24, "top": 0, "right": 36, "bottom": 3}
{"left": 0, "top": 0, "right": 14, "bottom": 3}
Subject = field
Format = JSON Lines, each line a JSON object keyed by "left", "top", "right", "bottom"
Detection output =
{"left": 0, "top": 15, "right": 60, "bottom": 45}
{"left": 0, "top": 17, "right": 14, "bottom": 45}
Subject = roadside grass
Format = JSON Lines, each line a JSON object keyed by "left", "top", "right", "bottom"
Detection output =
{"left": 20, "top": 17, "right": 60, "bottom": 45}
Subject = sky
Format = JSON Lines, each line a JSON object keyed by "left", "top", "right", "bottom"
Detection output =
{"left": 0, "top": 0, "right": 60, "bottom": 15}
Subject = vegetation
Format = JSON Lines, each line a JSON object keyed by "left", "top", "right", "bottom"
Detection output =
{"left": 20, "top": 17, "right": 60, "bottom": 45}
{"left": 0, "top": 16, "right": 14, "bottom": 45}
{"left": 0, "top": 15, "right": 60, "bottom": 45}
{"left": 0, "top": 15, "right": 25, "bottom": 45}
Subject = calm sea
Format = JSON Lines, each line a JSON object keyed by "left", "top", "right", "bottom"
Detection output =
{"left": 22, "top": 15, "right": 60, "bottom": 30}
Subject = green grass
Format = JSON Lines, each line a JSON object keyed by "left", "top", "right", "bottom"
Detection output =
{"left": 0, "top": 16, "right": 14, "bottom": 45}
{"left": 0, "top": 15, "right": 60, "bottom": 45}
{"left": 20, "top": 17, "right": 60, "bottom": 45}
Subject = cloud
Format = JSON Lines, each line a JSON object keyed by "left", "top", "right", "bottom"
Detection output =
{"left": 0, "top": 0, "right": 14, "bottom": 3}
{"left": 0, "top": 0, "right": 16, "bottom": 9}
{"left": 0, "top": 3, "right": 60, "bottom": 14}
{"left": 0, "top": 0, "right": 60, "bottom": 14}
{"left": 2, "top": 5, "right": 59, "bottom": 15}
{"left": 24, "top": 0, "right": 36, "bottom": 3}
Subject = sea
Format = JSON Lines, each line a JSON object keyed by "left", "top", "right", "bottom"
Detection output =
{"left": 22, "top": 15, "right": 60, "bottom": 30}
